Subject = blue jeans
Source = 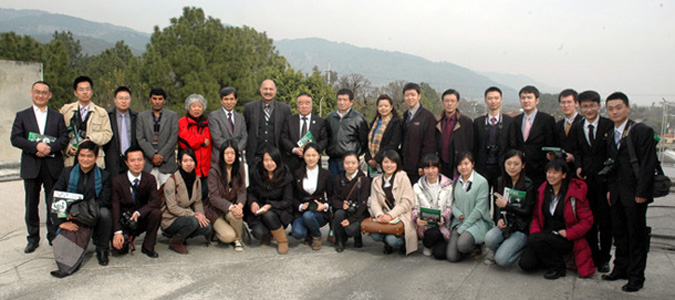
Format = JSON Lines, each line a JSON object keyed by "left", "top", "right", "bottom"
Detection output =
{"left": 328, "top": 158, "right": 344, "bottom": 178}
{"left": 291, "top": 211, "right": 328, "bottom": 239}
{"left": 370, "top": 233, "right": 405, "bottom": 248}
{"left": 484, "top": 227, "right": 528, "bottom": 267}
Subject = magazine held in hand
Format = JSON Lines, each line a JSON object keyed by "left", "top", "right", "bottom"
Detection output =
{"left": 51, "top": 191, "right": 84, "bottom": 218}
{"left": 501, "top": 187, "right": 526, "bottom": 225}
{"left": 419, "top": 207, "right": 442, "bottom": 228}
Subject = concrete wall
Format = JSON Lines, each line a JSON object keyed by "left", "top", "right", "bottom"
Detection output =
{"left": 0, "top": 60, "right": 43, "bottom": 178}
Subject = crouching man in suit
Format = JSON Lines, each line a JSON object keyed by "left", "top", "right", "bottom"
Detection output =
{"left": 111, "top": 146, "right": 162, "bottom": 258}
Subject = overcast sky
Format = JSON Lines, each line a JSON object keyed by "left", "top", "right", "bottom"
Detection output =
{"left": 3, "top": 0, "right": 674, "bottom": 105}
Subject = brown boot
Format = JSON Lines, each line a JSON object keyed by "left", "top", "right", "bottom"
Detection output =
{"left": 169, "top": 237, "right": 188, "bottom": 254}
{"left": 270, "top": 228, "right": 288, "bottom": 254}
{"left": 312, "top": 237, "right": 322, "bottom": 250}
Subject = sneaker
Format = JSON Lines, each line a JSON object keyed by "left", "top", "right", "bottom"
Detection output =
{"left": 422, "top": 247, "right": 432, "bottom": 257}
{"left": 234, "top": 240, "right": 244, "bottom": 252}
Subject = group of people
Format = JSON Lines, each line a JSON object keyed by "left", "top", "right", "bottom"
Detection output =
{"left": 10, "top": 77, "right": 656, "bottom": 292}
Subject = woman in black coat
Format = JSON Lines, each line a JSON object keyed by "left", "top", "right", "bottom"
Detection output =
{"left": 331, "top": 151, "right": 371, "bottom": 252}
{"left": 365, "top": 94, "right": 402, "bottom": 177}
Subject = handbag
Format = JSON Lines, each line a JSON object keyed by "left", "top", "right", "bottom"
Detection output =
{"left": 625, "top": 123, "right": 672, "bottom": 198}
{"left": 361, "top": 217, "right": 404, "bottom": 236}
{"left": 69, "top": 198, "right": 99, "bottom": 227}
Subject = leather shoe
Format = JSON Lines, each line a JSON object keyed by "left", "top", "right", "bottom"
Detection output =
{"left": 602, "top": 271, "right": 628, "bottom": 281}
{"left": 50, "top": 270, "right": 69, "bottom": 278}
{"left": 353, "top": 235, "right": 363, "bottom": 248}
{"left": 24, "top": 242, "right": 39, "bottom": 253}
{"left": 335, "top": 240, "right": 345, "bottom": 253}
{"left": 622, "top": 281, "right": 643, "bottom": 292}
{"left": 141, "top": 248, "right": 159, "bottom": 258}
{"left": 96, "top": 250, "right": 109, "bottom": 266}
{"left": 544, "top": 268, "right": 566, "bottom": 280}
{"left": 383, "top": 244, "right": 393, "bottom": 254}
{"left": 597, "top": 261, "right": 610, "bottom": 273}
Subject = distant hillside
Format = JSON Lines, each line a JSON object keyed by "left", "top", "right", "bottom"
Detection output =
{"left": 0, "top": 8, "right": 148, "bottom": 55}
{"left": 479, "top": 71, "right": 559, "bottom": 95}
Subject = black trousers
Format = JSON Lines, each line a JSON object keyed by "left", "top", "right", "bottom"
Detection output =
{"left": 23, "top": 163, "right": 58, "bottom": 243}
{"left": 332, "top": 209, "right": 362, "bottom": 241}
{"left": 422, "top": 227, "right": 447, "bottom": 260}
{"left": 584, "top": 175, "right": 612, "bottom": 264}
{"left": 93, "top": 207, "right": 113, "bottom": 251}
{"left": 251, "top": 210, "right": 283, "bottom": 240}
{"left": 127, "top": 208, "right": 162, "bottom": 252}
{"left": 611, "top": 199, "right": 648, "bottom": 284}
{"left": 519, "top": 231, "right": 572, "bottom": 272}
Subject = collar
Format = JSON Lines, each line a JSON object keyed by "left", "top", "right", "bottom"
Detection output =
{"left": 116, "top": 109, "right": 129, "bottom": 117}
{"left": 306, "top": 166, "right": 319, "bottom": 176}
{"left": 300, "top": 113, "right": 312, "bottom": 123}
{"left": 524, "top": 109, "right": 538, "bottom": 120}
{"left": 444, "top": 111, "right": 457, "bottom": 121}
{"left": 615, "top": 119, "right": 629, "bottom": 133}
{"left": 127, "top": 170, "right": 142, "bottom": 183}
{"left": 565, "top": 113, "right": 579, "bottom": 124}
{"left": 262, "top": 100, "right": 274, "bottom": 109}
{"left": 458, "top": 170, "right": 475, "bottom": 185}
{"left": 408, "top": 104, "right": 420, "bottom": 117}
{"left": 346, "top": 171, "right": 359, "bottom": 180}
{"left": 222, "top": 107, "right": 235, "bottom": 115}
{"left": 584, "top": 117, "right": 599, "bottom": 129}
{"left": 33, "top": 105, "right": 47, "bottom": 113}
{"left": 487, "top": 112, "right": 500, "bottom": 123}
{"left": 337, "top": 108, "right": 352, "bottom": 118}
{"left": 79, "top": 103, "right": 91, "bottom": 111}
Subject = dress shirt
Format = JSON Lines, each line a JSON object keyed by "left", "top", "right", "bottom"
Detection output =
{"left": 458, "top": 171, "right": 475, "bottom": 192}
{"left": 583, "top": 118, "right": 599, "bottom": 145}
{"left": 522, "top": 109, "right": 538, "bottom": 133}
{"left": 33, "top": 105, "right": 48, "bottom": 135}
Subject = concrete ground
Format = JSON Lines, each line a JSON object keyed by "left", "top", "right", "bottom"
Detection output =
{"left": 1, "top": 179, "right": 674, "bottom": 300}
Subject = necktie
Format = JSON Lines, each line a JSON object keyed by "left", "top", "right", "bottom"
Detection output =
{"left": 588, "top": 124, "right": 595, "bottom": 146}
{"left": 119, "top": 113, "right": 129, "bottom": 154}
{"left": 565, "top": 122, "right": 571, "bottom": 136}
{"left": 523, "top": 116, "right": 532, "bottom": 141}
{"left": 301, "top": 116, "right": 308, "bottom": 137}
{"left": 615, "top": 129, "right": 622, "bottom": 148}
{"left": 264, "top": 104, "right": 271, "bottom": 122}
{"left": 132, "top": 178, "right": 139, "bottom": 204}
{"left": 407, "top": 111, "right": 413, "bottom": 126}
{"left": 227, "top": 112, "right": 234, "bottom": 132}
{"left": 80, "top": 106, "right": 88, "bottom": 122}
{"left": 490, "top": 117, "right": 497, "bottom": 126}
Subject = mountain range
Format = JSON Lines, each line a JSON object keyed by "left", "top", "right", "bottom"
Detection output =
{"left": 0, "top": 8, "right": 558, "bottom": 102}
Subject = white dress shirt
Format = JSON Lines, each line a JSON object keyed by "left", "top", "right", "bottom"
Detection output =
{"left": 33, "top": 105, "right": 47, "bottom": 135}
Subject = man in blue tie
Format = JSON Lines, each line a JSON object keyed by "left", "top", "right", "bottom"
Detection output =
{"left": 104, "top": 86, "right": 138, "bottom": 176}
{"left": 111, "top": 146, "right": 162, "bottom": 258}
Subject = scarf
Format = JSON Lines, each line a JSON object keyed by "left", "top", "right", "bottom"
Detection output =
{"left": 68, "top": 164, "right": 102, "bottom": 197}
{"left": 179, "top": 168, "right": 197, "bottom": 199}
{"left": 367, "top": 114, "right": 391, "bottom": 160}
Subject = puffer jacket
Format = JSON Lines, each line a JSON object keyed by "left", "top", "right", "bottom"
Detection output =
{"left": 325, "top": 108, "right": 369, "bottom": 158}
{"left": 178, "top": 116, "right": 212, "bottom": 177}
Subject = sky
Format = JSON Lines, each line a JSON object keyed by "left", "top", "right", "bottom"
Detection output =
{"left": 3, "top": 0, "right": 674, "bottom": 105}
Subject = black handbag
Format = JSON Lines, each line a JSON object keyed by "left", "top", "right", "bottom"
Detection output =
{"left": 69, "top": 198, "right": 99, "bottom": 227}
{"left": 625, "top": 124, "right": 672, "bottom": 198}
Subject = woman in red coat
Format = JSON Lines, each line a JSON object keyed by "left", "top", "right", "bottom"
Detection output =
{"left": 519, "top": 159, "right": 595, "bottom": 279}
{"left": 178, "top": 94, "right": 212, "bottom": 200}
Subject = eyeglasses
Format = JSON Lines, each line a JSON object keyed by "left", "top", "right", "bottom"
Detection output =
{"left": 32, "top": 90, "right": 50, "bottom": 96}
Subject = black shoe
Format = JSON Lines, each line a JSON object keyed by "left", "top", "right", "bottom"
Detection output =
{"left": 602, "top": 271, "right": 628, "bottom": 281}
{"left": 354, "top": 235, "right": 363, "bottom": 248}
{"left": 399, "top": 245, "right": 407, "bottom": 255}
{"left": 24, "top": 242, "right": 39, "bottom": 253}
{"left": 622, "top": 281, "right": 643, "bottom": 292}
{"left": 96, "top": 250, "right": 109, "bottom": 266}
{"left": 141, "top": 248, "right": 159, "bottom": 258}
{"left": 383, "top": 244, "right": 393, "bottom": 254}
{"left": 597, "top": 261, "right": 610, "bottom": 273}
{"left": 544, "top": 268, "right": 566, "bottom": 280}
{"left": 50, "top": 270, "right": 69, "bottom": 278}
{"left": 335, "top": 240, "right": 345, "bottom": 253}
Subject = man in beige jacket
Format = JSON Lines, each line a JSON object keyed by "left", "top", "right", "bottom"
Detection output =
{"left": 60, "top": 76, "right": 112, "bottom": 168}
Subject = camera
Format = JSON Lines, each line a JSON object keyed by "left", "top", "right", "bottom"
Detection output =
{"left": 346, "top": 201, "right": 359, "bottom": 215}
{"left": 486, "top": 145, "right": 499, "bottom": 156}
{"left": 597, "top": 158, "right": 615, "bottom": 176}
{"left": 119, "top": 211, "right": 139, "bottom": 232}
{"left": 307, "top": 201, "right": 319, "bottom": 212}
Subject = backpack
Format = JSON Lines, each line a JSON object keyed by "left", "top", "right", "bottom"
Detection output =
{"left": 626, "top": 124, "right": 671, "bottom": 198}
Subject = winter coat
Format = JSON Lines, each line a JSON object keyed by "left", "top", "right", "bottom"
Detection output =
{"left": 412, "top": 175, "right": 453, "bottom": 241}
{"left": 178, "top": 116, "right": 212, "bottom": 177}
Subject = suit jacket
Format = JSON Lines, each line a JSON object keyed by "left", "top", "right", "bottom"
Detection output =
{"left": 104, "top": 108, "right": 138, "bottom": 176}
{"left": 60, "top": 102, "right": 113, "bottom": 168}
{"left": 365, "top": 114, "right": 403, "bottom": 164}
{"left": 11, "top": 107, "right": 69, "bottom": 179}
{"left": 473, "top": 113, "right": 516, "bottom": 174}
{"left": 401, "top": 105, "right": 437, "bottom": 176}
{"left": 555, "top": 114, "right": 584, "bottom": 153}
{"left": 136, "top": 109, "right": 179, "bottom": 173}
{"left": 292, "top": 167, "right": 333, "bottom": 218}
{"left": 570, "top": 117, "right": 614, "bottom": 176}
{"left": 280, "top": 113, "right": 328, "bottom": 171}
{"left": 208, "top": 108, "right": 247, "bottom": 164}
{"left": 243, "top": 99, "right": 291, "bottom": 164}
{"left": 435, "top": 110, "right": 474, "bottom": 173}
{"left": 513, "top": 111, "right": 557, "bottom": 185}
{"left": 607, "top": 120, "right": 657, "bottom": 205}
{"left": 111, "top": 171, "right": 161, "bottom": 232}
{"left": 161, "top": 170, "right": 204, "bottom": 229}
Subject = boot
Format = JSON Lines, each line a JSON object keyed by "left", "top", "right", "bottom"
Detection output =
{"left": 312, "top": 237, "right": 322, "bottom": 250}
{"left": 270, "top": 228, "right": 289, "bottom": 254}
{"left": 304, "top": 233, "right": 312, "bottom": 245}
{"left": 354, "top": 234, "right": 363, "bottom": 248}
{"left": 261, "top": 234, "right": 271, "bottom": 246}
{"left": 169, "top": 237, "right": 188, "bottom": 254}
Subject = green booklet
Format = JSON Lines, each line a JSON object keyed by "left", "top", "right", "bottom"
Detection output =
{"left": 297, "top": 131, "right": 316, "bottom": 148}
{"left": 28, "top": 132, "right": 56, "bottom": 144}
{"left": 419, "top": 207, "right": 441, "bottom": 228}
{"left": 51, "top": 190, "right": 84, "bottom": 218}
{"left": 503, "top": 187, "right": 526, "bottom": 205}
{"left": 67, "top": 125, "right": 83, "bottom": 149}
{"left": 542, "top": 146, "right": 565, "bottom": 157}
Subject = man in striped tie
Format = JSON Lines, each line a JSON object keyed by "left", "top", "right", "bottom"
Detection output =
{"left": 552, "top": 89, "right": 583, "bottom": 164}
{"left": 104, "top": 86, "right": 138, "bottom": 176}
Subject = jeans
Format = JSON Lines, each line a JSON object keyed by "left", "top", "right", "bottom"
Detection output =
{"left": 328, "top": 158, "right": 344, "bottom": 178}
{"left": 291, "top": 211, "right": 328, "bottom": 239}
{"left": 484, "top": 227, "right": 527, "bottom": 267}
{"left": 164, "top": 216, "right": 212, "bottom": 240}
{"left": 371, "top": 233, "right": 404, "bottom": 248}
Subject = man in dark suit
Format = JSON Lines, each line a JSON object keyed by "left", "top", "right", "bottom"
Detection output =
{"left": 569, "top": 90, "right": 614, "bottom": 273}
{"left": 111, "top": 146, "right": 162, "bottom": 258}
{"left": 401, "top": 82, "right": 437, "bottom": 183}
{"left": 513, "top": 85, "right": 557, "bottom": 188}
{"left": 104, "top": 86, "right": 137, "bottom": 176}
{"left": 280, "top": 93, "right": 328, "bottom": 172}
{"left": 10, "top": 81, "right": 69, "bottom": 253}
{"left": 553, "top": 89, "right": 584, "bottom": 165}
{"left": 474, "top": 86, "right": 515, "bottom": 190}
{"left": 436, "top": 89, "right": 473, "bottom": 178}
{"left": 209, "top": 87, "right": 247, "bottom": 164}
{"left": 244, "top": 79, "right": 291, "bottom": 166}
{"left": 601, "top": 92, "right": 657, "bottom": 292}
{"left": 136, "top": 88, "right": 178, "bottom": 187}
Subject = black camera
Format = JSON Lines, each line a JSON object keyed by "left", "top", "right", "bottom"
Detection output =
{"left": 307, "top": 201, "right": 319, "bottom": 212}
{"left": 119, "top": 211, "right": 139, "bottom": 232}
{"left": 597, "top": 158, "right": 615, "bottom": 176}
{"left": 486, "top": 145, "right": 499, "bottom": 156}
{"left": 346, "top": 201, "right": 359, "bottom": 215}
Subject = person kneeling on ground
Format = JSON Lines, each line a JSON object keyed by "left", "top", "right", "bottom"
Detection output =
{"left": 331, "top": 151, "right": 371, "bottom": 252}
